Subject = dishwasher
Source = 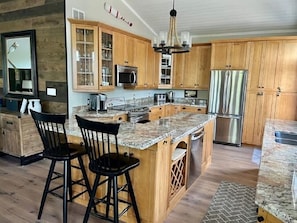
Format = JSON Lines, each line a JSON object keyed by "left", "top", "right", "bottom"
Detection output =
{"left": 187, "top": 127, "right": 204, "bottom": 188}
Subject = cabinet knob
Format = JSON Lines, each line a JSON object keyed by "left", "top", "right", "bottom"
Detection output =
{"left": 257, "top": 216, "right": 264, "bottom": 222}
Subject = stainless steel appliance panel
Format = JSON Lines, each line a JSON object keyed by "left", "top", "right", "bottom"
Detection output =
{"left": 208, "top": 70, "right": 247, "bottom": 116}
{"left": 187, "top": 128, "right": 204, "bottom": 188}
{"left": 214, "top": 115, "right": 243, "bottom": 146}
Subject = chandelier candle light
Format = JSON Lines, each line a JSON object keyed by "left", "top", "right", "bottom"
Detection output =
{"left": 152, "top": 0, "right": 192, "bottom": 54}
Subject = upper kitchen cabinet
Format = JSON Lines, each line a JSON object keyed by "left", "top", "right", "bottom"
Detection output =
{"left": 71, "top": 22, "right": 99, "bottom": 92}
{"left": 99, "top": 28, "right": 114, "bottom": 90}
{"left": 113, "top": 32, "right": 134, "bottom": 66}
{"left": 276, "top": 40, "right": 297, "bottom": 93}
{"left": 247, "top": 41, "right": 281, "bottom": 91}
{"left": 211, "top": 42, "right": 249, "bottom": 69}
{"left": 174, "top": 44, "right": 211, "bottom": 89}
{"left": 138, "top": 45, "right": 159, "bottom": 89}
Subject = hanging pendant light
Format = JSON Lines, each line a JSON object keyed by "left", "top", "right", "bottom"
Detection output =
{"left": 152, "top": 0, "right": 192, "bottom": 54}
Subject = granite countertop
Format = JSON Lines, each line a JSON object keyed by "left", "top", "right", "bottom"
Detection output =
{"left": 66, "top": 112, "right": 215, "bottom": 150}
{"left": 256, "top": 119, "right": 297, "bottom": 223}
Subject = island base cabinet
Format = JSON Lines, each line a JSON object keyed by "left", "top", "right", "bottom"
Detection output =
{"left": 257, "top": 207, "right": 283, "bottom": 223}
{"left": 68, "top": 135, "right": 172, "bottom": 223}
{"left": 201, "top": 119, "right": 215, "bottom": 173}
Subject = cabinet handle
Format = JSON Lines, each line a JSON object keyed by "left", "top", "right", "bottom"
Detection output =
{"left": 163, "top": 140, "right": 167, "bottom": 145}
{"left": 257, "top": 92, "right": 263, "bottom": 96}
{"left": 277, "top": 86, "right": 281, "bottom": 92}
{"left": 6, "top": 121, "right": 13, "bottom": 125}
{"left": 182, "top": 107, "right": 186, "bottom": 110}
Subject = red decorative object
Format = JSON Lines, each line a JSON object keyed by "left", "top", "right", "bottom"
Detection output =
{"left": 104, "top": 2, "right": 133, "bottom": 27}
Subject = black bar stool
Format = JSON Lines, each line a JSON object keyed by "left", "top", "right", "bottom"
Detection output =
{"left": 76, "top": 115, "right": 141, "bottom": 223}
{"left": 31, "top": 110, "right": 92, "bottom": 223}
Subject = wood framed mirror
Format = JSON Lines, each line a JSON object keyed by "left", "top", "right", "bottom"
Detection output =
{"left": 1, "top": 29, "right": 38, "bottom": 98}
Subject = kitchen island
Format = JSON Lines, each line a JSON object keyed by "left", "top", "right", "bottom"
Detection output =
{"left": 65, "top": 111, "right": 215, "bottom": 223}
{"left": 256, "top": 119, "right": 297, "bottom": 223}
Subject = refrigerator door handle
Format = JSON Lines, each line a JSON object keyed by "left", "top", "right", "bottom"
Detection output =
{"left": 224, "top": 70, "right": 232, "bottom": 114}
{"left": 222, "top": 71, "right": 229, "bottom": 114}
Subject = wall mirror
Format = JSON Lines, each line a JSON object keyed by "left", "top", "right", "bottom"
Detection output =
{"left": 1, "top": 29, "right": 38, "bottom": 98}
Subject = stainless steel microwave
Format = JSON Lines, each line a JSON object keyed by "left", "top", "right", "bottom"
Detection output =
{"left": 115, "top": 65, "right": 137, "bottom": 87}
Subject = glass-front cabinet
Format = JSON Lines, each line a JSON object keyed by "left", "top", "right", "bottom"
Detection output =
{"left": 99, "top": 28, "right": 114, "bottom": 89}
{"left": 159, "top": 54, "right": 173, "bottom": 88}
{"left": 71, "top": 23, "right": 98, "bottom": 92}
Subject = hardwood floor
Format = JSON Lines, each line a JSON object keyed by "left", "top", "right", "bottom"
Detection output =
{"left": 0, "top": 143, "right": 259, "bottom": 223}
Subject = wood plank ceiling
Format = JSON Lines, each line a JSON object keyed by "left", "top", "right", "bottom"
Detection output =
{"left": 121, "top": 0, "right": 297, "bottom": 39}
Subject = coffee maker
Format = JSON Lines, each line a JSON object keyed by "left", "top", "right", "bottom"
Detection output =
{"left": 90, "top": 93, "right": 107, "bottom": 111}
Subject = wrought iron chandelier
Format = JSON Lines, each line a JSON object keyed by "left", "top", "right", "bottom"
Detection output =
{"left": 152, "top": 0, "right": 191, "bottom": 54}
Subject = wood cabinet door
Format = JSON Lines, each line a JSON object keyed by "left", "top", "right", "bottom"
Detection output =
{"left": 183, "top": 48, "right": 199, "bottom": 88}
{"left": 211, "top": 42, "right": 248, "bottom": 69}
{"left": 133, "top": 39, "right": 147, "bottom": 88}
{"left": 145, "top": 46, "right": 159, "bottom": 88}
{"left": 274, "top": 92, "right": 297, "bottom": 120}
{"left": 113, "top": 32, "right": 134, "bottom": 66}
{"left": 2, "top": 115, "right": 21, "bottom": 156}
{"left": 196, "top": 45, "right": 211, "bottom": 89}
{"left": 259, "top": 41, "right": 281, "bottom": 91}
{"left": 242, "top": 90, "right": 276, "bottom": 146}
{"left": 172, "top": 54, "right": 185, "bottom": 88}
{"left": 211, "top": 43, "right": 229, "bottom": 69}
{"left": 277, "top": 40, "right": 297, "bottom": 93}
{"left": 71, "top": 23, "right": 99, "bottom": 92}
{"left": 228, "top": 42, "right": 248, "bottom": 69}
{"left": 247, "top": 41, "right": 264, "bottom": 90}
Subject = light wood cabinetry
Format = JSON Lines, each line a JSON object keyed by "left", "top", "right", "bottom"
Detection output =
{"left": 180, "top": 105, "right": 207, "bottom": 114}
{"left": 242, "top": 91, "right": 276, "bottom": 146}
{"left": 247, "top": 41, "right": 282, "bottom": 91}
{"left": 113, "top": 32, "right": 134, "bottom": 66}
{"left": 211, "top": 42, "right": 249, "bottom": 69}
{"left": 143, "top": 46, "right": 159, "bottom": 89}
{"left": 71, "top": 22, "right": 99, "bottom": 92}
{"left": 201, "top": 119, "right": 214, "bottom": 173}
{"left": 149, "top": 105, "right": 166, "bottom": 121}
{"left": 276, "top": 40, "right": 297, "bottom": 93}
{"left": 174, "top": 44, "right": 211, "bottom": 89}
{"left": 243, "top": 39, "right": 297, "bottom": 146}
{"left": 0, "top": 112, "right": 43, "bottom": 164}
{"left": 257, "top": 207, "right": 283, "bottom": 223}
{"left": 274, "top": 92, "right": 297, "bottom": 120}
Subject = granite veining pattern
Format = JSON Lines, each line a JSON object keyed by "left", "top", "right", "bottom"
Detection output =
{"left": 66, "top": 111, "right": 215, "bottom": 150}
{"left": 256, "top": 119, "right": 297, "bottom": 223}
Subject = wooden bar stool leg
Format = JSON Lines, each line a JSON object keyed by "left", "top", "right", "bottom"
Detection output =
{"left": 38, "top": 160, "right": 56, "bottom": 220}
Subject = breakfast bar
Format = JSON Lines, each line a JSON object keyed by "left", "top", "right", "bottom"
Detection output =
{"left": 65, "top": 111, "right": 215, "bottom": 223}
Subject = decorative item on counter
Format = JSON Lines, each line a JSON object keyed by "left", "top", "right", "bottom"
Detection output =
{"left": 20, "top": 98, "right": 28, "bottom": 113}
{"left": 27, "top": 99, "right": 41, "bottom": 115}
{"left": 104, "top": 2, "right": 133, "bottom": 26}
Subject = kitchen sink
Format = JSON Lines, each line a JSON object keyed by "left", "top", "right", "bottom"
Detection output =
{"left": 275, "top": 131, "right": 297, "bottom": 146}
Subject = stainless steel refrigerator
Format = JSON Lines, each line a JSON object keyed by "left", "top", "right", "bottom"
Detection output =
{"left": 208, "top": 70, "right": 248, "bottom": 146}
